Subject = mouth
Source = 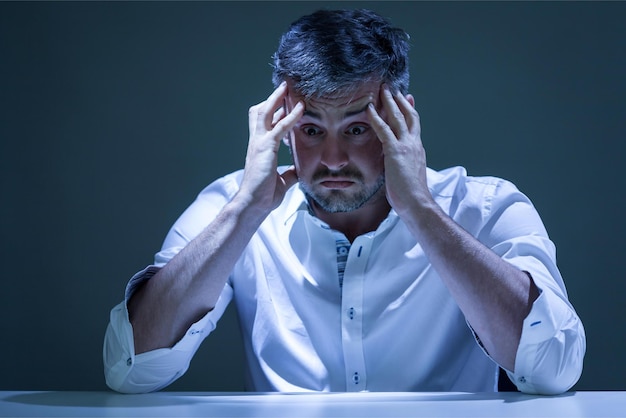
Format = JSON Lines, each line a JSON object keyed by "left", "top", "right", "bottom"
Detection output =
{"left": 318, "top": 179, "right": 355, "bottom": 189}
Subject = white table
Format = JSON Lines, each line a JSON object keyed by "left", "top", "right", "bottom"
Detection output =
{"left": 1, "top": 391, "right": 624, "bottom": 417}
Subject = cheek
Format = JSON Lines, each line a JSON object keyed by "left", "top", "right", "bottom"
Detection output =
{"left": 365, "top": 136, "right": 385, "bottom": 167}
{"left": 350, "top": 139, "right": 385, "bottom": 171}
{"left": 364, "top": 135, "right": 384, "bottom": 158}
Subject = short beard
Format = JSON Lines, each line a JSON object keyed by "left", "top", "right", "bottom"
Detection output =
{"left": 300, "top": 167, "right": 386, "bottom": 213}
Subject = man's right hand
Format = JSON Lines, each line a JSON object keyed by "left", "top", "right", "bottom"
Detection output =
{"left": 128, "top": 82, "right": 303, "bottom": 354}
{"left": 237, "top": 81, "right": 304, "bottom": 217}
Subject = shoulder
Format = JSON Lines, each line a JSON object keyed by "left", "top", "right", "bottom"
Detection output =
{"left": 428, "top": 166, "right": 523, "bottom": 202}
{"left": 196, "top": 169, "right": 245, "bottom": 202}
{"left": 427, "top": 166, "right": 536, "bottom": 230}
{"left": 163, "top": 169, "right": 246, "bottom": 244}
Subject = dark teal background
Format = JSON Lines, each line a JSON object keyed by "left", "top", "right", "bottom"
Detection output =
{"left": 1, "top": 1, "right": 624, "bottom": 391}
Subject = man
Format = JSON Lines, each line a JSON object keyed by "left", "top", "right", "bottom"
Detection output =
{"left": 103, "top": 9, "right": 585, "bottom": 394}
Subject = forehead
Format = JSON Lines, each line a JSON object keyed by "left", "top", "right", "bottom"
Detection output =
{"left": 288, "top": 80, "right": 381, "bottom": 112}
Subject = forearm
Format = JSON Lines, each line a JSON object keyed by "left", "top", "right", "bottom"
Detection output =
{"left": 402, "top": 200, "right": 539, "bottom": 371}
{"left": 128, "top": 194, "right": 269, "bottom": 354}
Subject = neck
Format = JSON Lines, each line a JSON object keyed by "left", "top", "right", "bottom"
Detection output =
{"left": 309, "top": 191, "right": 391, "bottom": 243}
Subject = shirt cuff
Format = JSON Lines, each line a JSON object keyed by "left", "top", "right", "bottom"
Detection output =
{"left": 124, "top": 265, "right": 161, "bottom": 301}
{"left": 104, "top": 269, "right": 234, "bottom": 393}
{"left": 510, "top": 288, "right": 585, "bottom": 395}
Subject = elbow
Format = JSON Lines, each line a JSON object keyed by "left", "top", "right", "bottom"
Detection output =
{"left": 103, "top": 325, "right": 179, "bottom": 394}
{"left": 104, "top": 354, "right": 185, "bottom": 394}
{"left": 103, "top": 334, "right": 191, "bottom": 394}
{"left": 105, "top": 370, "right": 147, "bottom": 394}
{"left": 518, "top": 363, "right": 584, "bottom": 396}
{"left": 103, "top": 357, "right": 155, "bottom": 394}
{"left": 515, "top": 320, "right": 586, "bottom": 395}
{"left": 105, "top": 369, "right": 176, "bottom": 394}
{"left": 103, "top": 303, "right": 181, "bottom": 394}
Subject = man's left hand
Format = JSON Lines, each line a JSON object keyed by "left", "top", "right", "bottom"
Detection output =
{"left": 367, "top": 84, "right": 433, "bottom": 217}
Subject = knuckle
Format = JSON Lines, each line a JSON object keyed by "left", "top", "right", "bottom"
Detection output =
{"left": 249, "top": 102, "right": 266, "bottom": 114}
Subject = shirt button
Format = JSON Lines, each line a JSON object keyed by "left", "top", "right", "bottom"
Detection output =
{"left": 348, "top": 307, "right": 355, "bottom": 320}
{"left": 126, "top": 357, "right": 132, "bottom": 366}
{"left": 353, "top": 372, "right": 360, "bottom": 384}
{"left": 519, "top": 376, "right": 526, "bottom": 383}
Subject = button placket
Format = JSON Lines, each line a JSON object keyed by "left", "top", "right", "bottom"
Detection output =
{"left": 340, "top": 236, "right": 371, "bottom": 391}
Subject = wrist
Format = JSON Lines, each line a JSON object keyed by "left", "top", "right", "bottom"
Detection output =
{"left": 396, "top": 195, "right": 445, "bottom": 239}
{"left": 228, "top": 191, "right": 274, "bottom": 225}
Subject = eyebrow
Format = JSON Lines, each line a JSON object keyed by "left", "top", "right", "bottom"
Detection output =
{"left": 303, "top": 103, "right": 372, "bottom": 120}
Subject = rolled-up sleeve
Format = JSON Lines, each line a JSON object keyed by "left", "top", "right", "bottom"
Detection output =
{"left": 103, "top": 171, "right": 242, "bottom": 393}
{"left": 103, "top": 271, "right": 233, "bottom": 393}
{"left": 508, "top": 287, "right": 586, "bottom": 395}
{"left": 476, "top": 177, "right": 586, "bottom": 394}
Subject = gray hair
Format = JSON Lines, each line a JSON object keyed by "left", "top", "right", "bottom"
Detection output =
{"left": 272, "top": 9, "right": 410, "bottom": 98}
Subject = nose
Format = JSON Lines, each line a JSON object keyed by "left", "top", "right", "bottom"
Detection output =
{"left": 320, "top": 136, "right": 348, "bottom": 171}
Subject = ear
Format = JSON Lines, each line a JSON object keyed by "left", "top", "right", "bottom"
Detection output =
{"left": 405, "top": 94, "right": 415, "bottom": 107}
{"left": 282, "top": 133, "right": 292, "bottom": 147}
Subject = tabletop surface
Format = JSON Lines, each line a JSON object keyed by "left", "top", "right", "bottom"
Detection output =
{"left": 1, "top": 390, "right": 625, "bottom": 417}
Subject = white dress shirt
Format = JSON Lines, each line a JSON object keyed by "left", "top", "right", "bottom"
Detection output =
{"left": 103, "top": 166, "right": 585, "bottom": 395}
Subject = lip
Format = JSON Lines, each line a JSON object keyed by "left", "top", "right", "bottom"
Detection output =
{"left": 319, "top": 180, "right": 355, "bottom": 189}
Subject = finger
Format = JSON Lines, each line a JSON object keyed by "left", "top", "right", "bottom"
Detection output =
{"left": 367, "top": 102, "right": 397, "bottom": 147}
{"left": 380, "top": 85, "right": 409, "bottom": 139}
{"left": 248, "top": 101, "right": 265, "bottom": 138}
{"left": 394, "top": 92, "right": 421, "bottom": 138}
{"left": 272, "top": 107, "right": 286, "bottom": 127}
{"left": 248, "top": 83, "right": 289, "bottom": 136}
{"left": 272, "top": 101, "right": 304, "bottom": 140}
{"left": 260, "top": 81, "right": 289, "bottom": 131}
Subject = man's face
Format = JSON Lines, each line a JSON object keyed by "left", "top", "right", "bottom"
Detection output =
{"left": 285, "top": 80, "right": 386, "bottom": 213}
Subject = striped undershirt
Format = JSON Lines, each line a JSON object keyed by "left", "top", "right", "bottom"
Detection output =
{"left": 333, "top": 232, "right": 351, "bottom": 289}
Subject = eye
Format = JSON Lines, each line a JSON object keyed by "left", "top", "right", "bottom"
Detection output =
{"left": 301, "top": 125, "right": 323, "bottom": 136}
{"left": 346, "top": 124, "right": 369, "bottom": 136}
